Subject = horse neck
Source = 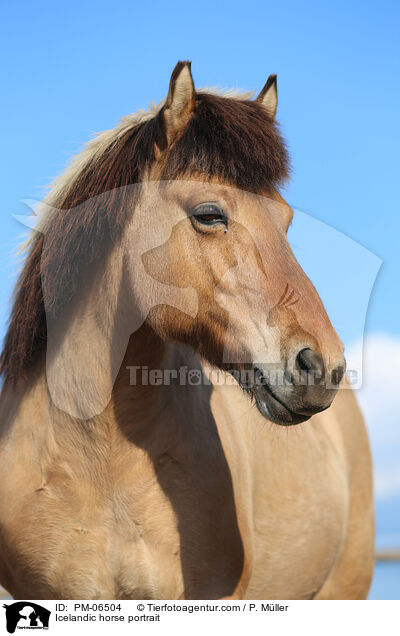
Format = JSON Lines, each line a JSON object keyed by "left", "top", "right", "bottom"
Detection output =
{"left": 43, "top": 240, "right": 146, "bottom": 419}
{"left": 111, "top": 323, "right": 175, "bottom": 428}
{"left": 43, "top": 237, "right": 195, "bottom": 430}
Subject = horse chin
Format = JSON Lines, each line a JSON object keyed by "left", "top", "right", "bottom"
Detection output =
{"left": 254, "top": 391, "right": 311, "bottom": 426}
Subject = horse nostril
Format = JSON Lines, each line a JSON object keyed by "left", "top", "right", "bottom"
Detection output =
{"left": 331, "top": 364, "right": 345, "bottom": 386}
{"left": 296, "top": 348, "right": 324, "bottom": 376}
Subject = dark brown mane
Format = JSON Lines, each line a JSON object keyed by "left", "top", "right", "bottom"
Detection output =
{"left": 0, "top": 91, "right": 289, "bottom": 387}
{"left": 163, "top": 92, "right": 289, "bottom": 191}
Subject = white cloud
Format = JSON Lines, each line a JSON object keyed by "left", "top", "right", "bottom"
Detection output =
{"left": 346, "top": 333, "right": 400, "bottom": 499}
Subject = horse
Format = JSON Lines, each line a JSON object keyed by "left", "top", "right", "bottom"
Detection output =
{"left": 0, "top": 61, "right": 374, "bottom": 599}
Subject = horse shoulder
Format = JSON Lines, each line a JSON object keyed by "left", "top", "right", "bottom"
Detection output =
{"left": 315, "top": 382, "right": 374, "bottom": 599}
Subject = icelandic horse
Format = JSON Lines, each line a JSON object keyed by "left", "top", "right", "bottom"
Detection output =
{"left": 0, "top": 62, "right": 374, "bottom": 599}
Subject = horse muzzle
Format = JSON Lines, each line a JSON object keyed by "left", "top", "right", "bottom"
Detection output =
{"left": 251, "top": 348, "right": 346, "bottom": 426}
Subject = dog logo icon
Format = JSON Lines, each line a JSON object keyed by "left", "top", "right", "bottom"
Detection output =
{"left": 3, "top": 602, "right": 50, "bottom": 633}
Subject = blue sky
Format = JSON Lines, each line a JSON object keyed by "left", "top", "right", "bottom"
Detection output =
{"left": 1, "top": 1, "right": 399, "bottom": 523}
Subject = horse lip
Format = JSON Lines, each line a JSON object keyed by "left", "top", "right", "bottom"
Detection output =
{"left": 255, "top": 386, "right": 311, "bottom": 426}
{"left": 251, "top": 367, "right": 312, "bottom": 426}
{"left": 235, "top": 367, "right": 330, "bottom": 426}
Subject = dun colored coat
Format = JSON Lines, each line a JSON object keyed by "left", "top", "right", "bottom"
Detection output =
{"left": 0, "top": 62, "right": 374, "bottom": 599}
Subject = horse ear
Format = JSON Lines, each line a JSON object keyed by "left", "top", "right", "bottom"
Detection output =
{"left": 256, "top": 74, "right": 278, "bottom": 118}
{"left": 163, "top": 61, "right": 195, "bottom": 143}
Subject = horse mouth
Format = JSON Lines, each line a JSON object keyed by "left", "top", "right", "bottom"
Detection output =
{"left": 254, "top": 387, "right": 310, "bottom": 426}
{"left": 250, "top": 367, "right": 312, "bottom": 426}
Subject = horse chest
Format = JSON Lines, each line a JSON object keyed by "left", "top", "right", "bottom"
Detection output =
{"left": 245, "top": 424, "right": 349, "bottom": 599}
{"left": 1, "top": 472, "right": 185, "bottom": 599}
{"left": 0, "top": 443, "right": 244, "bottom": 599}
{"left": 0, "top": 396, "right": 349, "bottom": 600}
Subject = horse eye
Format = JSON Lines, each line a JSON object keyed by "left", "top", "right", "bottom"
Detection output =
{"left": 192, "top": 203, "right": 228, "bottom": 227}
